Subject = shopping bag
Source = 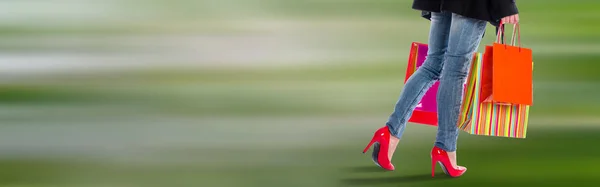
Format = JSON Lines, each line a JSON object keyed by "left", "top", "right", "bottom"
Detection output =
{"left": 405, "top": 42, "right": 471, "bottom": 126}
{"left": 458, "top": 53, "right": 530, "bottom": 138}
{"left": 405, "top": 42, "right": 439, "bottom": 126}
{"left": 456, "top": 53, "right": 480, "bottom": 127}
{"left": 480, "top": 23, "right": 533, "bottom": 105}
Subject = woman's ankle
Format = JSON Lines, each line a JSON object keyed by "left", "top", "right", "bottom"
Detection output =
{"left": 388, "top": 136, "right": 400, "bottom": 160}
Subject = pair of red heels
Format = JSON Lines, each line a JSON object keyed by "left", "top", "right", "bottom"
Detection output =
{"left": 362, "top": 126, "right": 466, "bottom": 177}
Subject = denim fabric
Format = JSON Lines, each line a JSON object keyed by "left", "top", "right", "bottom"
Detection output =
{"left": 385, "top": 11, "right": 486, "bottom": 152}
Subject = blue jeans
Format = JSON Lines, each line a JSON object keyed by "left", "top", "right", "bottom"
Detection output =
{"left": 385, "top": 11, "right": 486, "bottom": 152}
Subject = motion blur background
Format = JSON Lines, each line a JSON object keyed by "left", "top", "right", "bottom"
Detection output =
{"left": 2, "top": 0, "right": 600, "bottom": 186}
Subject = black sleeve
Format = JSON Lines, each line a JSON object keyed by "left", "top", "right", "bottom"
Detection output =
{"left": 490, "top": 0, "right": 519, "bottom": 21}
{"left": 421, "top": 11, "right": 432, "bottom": 21}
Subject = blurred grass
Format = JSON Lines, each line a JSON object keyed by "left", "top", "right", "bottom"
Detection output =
{"left": 1, "top": 124, "right": 600, "bottom": 187}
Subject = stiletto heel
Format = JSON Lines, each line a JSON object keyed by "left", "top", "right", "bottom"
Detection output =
{"left": 362, "top": 126, "right": 395, "bottom": 171}
{"left": 430, "top": 146, "right": 466, "bottom": 177}
{"left": 431, "top": 159, "right": 436, "bottom": 177}
{"left": 362, "top": 138, "right": 376, "bottom": 153}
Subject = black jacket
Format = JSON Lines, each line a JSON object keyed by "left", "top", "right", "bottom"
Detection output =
{"left": 413, "top": 0, "right": 519, "bottom": 27}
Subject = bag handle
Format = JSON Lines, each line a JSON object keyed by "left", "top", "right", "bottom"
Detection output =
{"left": 510, "top": 23, "right": 522, "bottom": 48}
{"left": 495, "top": 21, "right": 505, "bottom": 44}
{"left": 495, "top": 20, "right": 523, "bottom": 49}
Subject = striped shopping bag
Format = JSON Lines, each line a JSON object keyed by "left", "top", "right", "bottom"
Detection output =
{"left": 457, "top": 53, "right": 530, "bottom": 138}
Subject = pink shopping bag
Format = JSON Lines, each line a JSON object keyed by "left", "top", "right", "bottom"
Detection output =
{"left": 405, "top": 42, "right": 439, "bottom": 126}
{"left": 405, "top": 42, "right": 470, "bottom": 126}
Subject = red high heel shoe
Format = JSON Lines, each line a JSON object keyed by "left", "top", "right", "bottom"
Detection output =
{"left": 362, "top": 126, "right": 395, "bottom": 171}
{"left": 431, "top": 146, "right": 466, "bottom": 177}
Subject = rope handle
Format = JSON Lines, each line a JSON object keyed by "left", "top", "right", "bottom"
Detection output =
{"left": 495, "top": 20, "right": 522, "bottom": 48}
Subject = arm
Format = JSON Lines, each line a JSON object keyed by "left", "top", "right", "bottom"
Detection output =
{"left": 490, "top": 0, "right": 519, "bottom": 24}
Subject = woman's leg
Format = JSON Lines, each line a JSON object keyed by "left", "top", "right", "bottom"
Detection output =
{"left": 434, "top": 13, "right": 486, "bottom": 163}
{"left": 384, "top": 11, "right": 452, "bottom": 159}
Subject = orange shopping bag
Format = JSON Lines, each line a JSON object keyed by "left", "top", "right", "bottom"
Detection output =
{"left": 458, "top": 53, "right": 530, "bottom": 139}
{"left": 480, "top": 23, "right": 533, "bottom": 105}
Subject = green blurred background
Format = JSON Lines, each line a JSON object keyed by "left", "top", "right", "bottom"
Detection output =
{"left": 1, "top": 0, "right": 600, "bottom": 186}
